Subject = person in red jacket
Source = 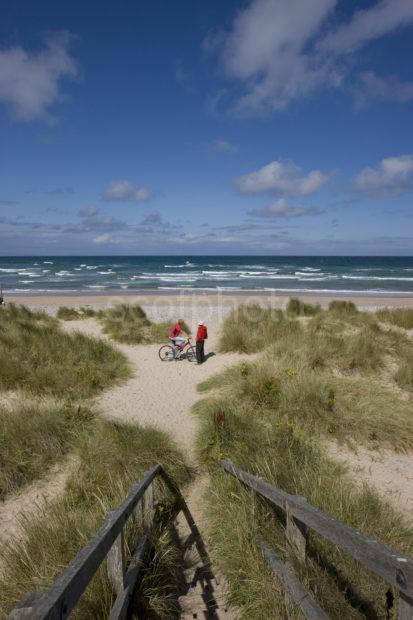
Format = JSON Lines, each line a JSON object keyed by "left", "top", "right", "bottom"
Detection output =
{"left": 196, "top": 320, "right": 208, "bottom": 364}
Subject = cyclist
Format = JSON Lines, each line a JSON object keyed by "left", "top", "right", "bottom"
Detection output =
{"left": 169, "top": 319, "right": 189, "bottom": 358}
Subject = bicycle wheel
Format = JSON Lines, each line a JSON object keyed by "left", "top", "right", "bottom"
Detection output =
{"left": 158, "top": 345, "right": 175, "bottom": 361}
{"left": 186, "top": 345, "right": 196, "bottom": 362}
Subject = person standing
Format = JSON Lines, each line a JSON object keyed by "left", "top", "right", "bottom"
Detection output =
{"left": 196, "top": 320, "right": 208, "bottom": 364}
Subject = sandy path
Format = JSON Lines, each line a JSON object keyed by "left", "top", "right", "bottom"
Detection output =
{"left": 64, "top": 313, "right": 249, "bottom": 456}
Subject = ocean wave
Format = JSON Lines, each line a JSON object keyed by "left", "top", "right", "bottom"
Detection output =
{"left": 164, "top": 261, "right": 195, "bottom": 268}
{"left": 299, "top": 267, "right": 321, "bottom": 272}
{"left": 0, "top": 268, "right": 21, "bottom": 273}
{"left": 343, "top": 275, "right": 413, "bottom": 281}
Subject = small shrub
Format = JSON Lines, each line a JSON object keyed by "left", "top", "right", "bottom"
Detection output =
{"left": 286, "top": 297, "right": 321, "bottom": 316}
{"left": 328, "top": 300, "right": 358, "bottom": 315}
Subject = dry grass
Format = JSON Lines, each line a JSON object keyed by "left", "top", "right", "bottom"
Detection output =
{"left": 0, "top": 304, "right": 131, "bottom": 399}
{"left": 376, "top": 307, "right": 413, "bottom": 330}
{"left": 286, "top": 297, "right": 321, "bottom": 316}
{"left": 0, "top": 419, "right": 193, "bottom": 619}
{"left": 219, "top": 305, "right": 299, "bottom": 354}
{"left": 0, "top": 403, "right": 93, "bottom": 500}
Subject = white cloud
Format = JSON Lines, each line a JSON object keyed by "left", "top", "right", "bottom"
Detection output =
{"left": 248, "top": 198, "right": 323, "bottom": 218}
{"left": 319, "top": 0, "right": 413, "bottom": 54}
{"left": 204, "top": 0, "right": 413, "bottom": 114}
{"left": 236, "top": 160, "right": 328, "bottom": 195}
{"left": 354, "top": 155, "right": 413, "bottom": 195}
{"left": 0, "top": 32, "right": 77, "bottom": 122}
{"left": 102, "top": 180, "right": 153, "bottom": 203}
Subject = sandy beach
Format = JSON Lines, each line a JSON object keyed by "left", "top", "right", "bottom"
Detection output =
{"left": 7, "top": 291, "right": 413, "bottom": 324}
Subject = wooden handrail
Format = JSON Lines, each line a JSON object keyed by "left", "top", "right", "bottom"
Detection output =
{"left": 9, "top": 464, "right": 164, "bottom": 620}
{"left": 219, "top": 459, "right": 413, "bottom": 619}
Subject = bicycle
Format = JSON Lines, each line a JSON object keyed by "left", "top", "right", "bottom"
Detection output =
{"left": 158, "top": 337, "right": 196, "bottom": 362}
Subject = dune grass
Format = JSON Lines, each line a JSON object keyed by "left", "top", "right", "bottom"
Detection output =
{"left": 395, "top": 349, "right": 413, "bottom": 391}
{"left": 198, "top": 355, "right": 413, "bottom": 450}
{"left": 0, "top": 304, "right": 131, "bottom": 399}
{"left": 98, "top": 304, "right": 190, "bottom": 345}
{"left": 0, "top": 418, "right": 193, "bottom": 619}
{"left": 0, "top": 403, "right": 93, "bottom": 500}
{"left": 376, "top": 307, "right": 413, "bottom": 330}
{"left": 57, "top": 306, "right": 99, "bottom": 321}
{"left": 194, "top": 394, "right": 413, "bottom": 619}
{"left": 286, "top": 297, "right": 321, "bottom": 316}
{"left": 219, "top": 304, "right": 299, "bottom": 354}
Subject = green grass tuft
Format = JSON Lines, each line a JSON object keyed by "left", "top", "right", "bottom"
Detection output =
{"left": 0, "top": 403, "right": 93, "bottom": 500}
{"left": 0, "top": 304, "right": 131, "bottom": 399}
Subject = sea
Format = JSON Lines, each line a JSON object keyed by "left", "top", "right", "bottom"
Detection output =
{"left": 0, "top": 256, "right": 413, "bottom": 296}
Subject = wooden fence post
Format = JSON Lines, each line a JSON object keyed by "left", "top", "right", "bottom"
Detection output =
{"left": 399, "top": 592, "right": 413, "bottom": 619}
{"left": 143, "top": 484, "right": 154, "bottom": 526}
{"left": 285, "top": 498, "right": 308, "bottom": 617}
{"left": 107, "top": 529, "right": 125, "bottom": 594}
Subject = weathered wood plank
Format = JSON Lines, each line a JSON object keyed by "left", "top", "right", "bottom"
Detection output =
{"left": 257, "top": 534, "right": 330, "bottom": 620}
{"left": 13, "top": 464, "right": 162, "bottom": 620}
{"left": 220, "top": 460, "right": 413, "bottom": 599}
{"left": 143, "top": 484, "right": 154, "bottom": 526}
{"left": 107, "top": 530, "right": 125, "bottom": 594}
{"left": 399, "top": 592, "right": 413, "bottom": 619}
{"left": 7, "top": 592, "right": 45, "bottom": 619}
{"left": 109, "top": 509, "right": 155, "bottom": 620}
{"left": 286, "top": 499, "right": 307, "bottom": 564}
{"left": 285, "top": 500, "right": 308, "bottom": 616}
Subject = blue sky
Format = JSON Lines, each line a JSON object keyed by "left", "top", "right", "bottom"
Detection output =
{"left": 1, "top": 0, "right": 413, "bottom": 255}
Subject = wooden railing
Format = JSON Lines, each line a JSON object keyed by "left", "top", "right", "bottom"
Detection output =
{"left": 219, "top": 459, "right": 413, "bottom": 620}
{"left": 9, "top": 464, "right": 208, "bottom": 620}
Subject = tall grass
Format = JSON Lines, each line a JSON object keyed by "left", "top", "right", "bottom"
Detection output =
{"left": 0, "top": 304, "right": 130, "bottom": 398}
{"left": 286, "top": 297, "right": 321, "bottom": 316}
{"left": 219, "top": 305, "right": 299, "bottom": 353}
{"left": 198, "top": 355, "right": 413, "bottom": 450}
{"left": 0, "top": 403, "right": 93, "bottom": 500}
{"left": 0, "top": 419, "right": 193, "bottom": 618}
{"left": 395, "top": 349, "right": 413, "bottom": 391}
{"left": 98, "top": 304, "right": 185, "bottom": 345}
{"left": 376, "top": 307, "right": 413, "bottom": 330}
{"left": 194, "top": 394, "right": 413, "bottom": 618}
